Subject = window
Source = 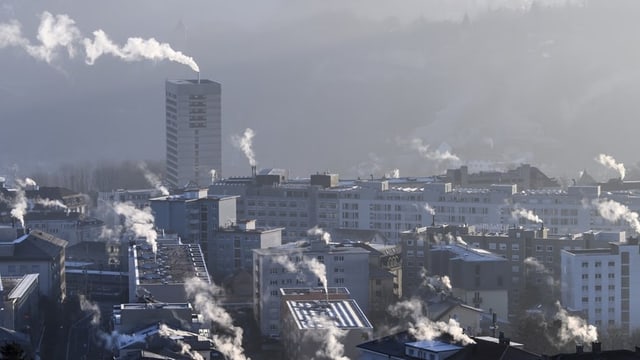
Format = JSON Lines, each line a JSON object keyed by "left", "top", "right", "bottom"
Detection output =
{"left": 608, "top": 273, "right": 615, "bottom": 279}
{"left": 489, "top": 243, "right": 497, "bottom": 250}
{"left": 608, "top": 261, "right": 615, "bottom": 267}
{"left": 595, "top": 273, "right": 602, "bottom": 279}
{"left": 581, "top": 262, "right": 589, "bottom": 268}
{"left": 595, "top": 261, "right": 602, "bottom": 268}
{"left": 499, "top": 244, "right": 507, "bottom": 250}
{"left": 582, "top": 274, "right": 588, "bottom": 279}
{"left": 511, "top": 255, "right": 520, "bottom": 261}
{"left": 582, "top": 297, "right": 588, "bottom": 303}
{"left": 512, "top": 244, "right": 520, "bottom": 251}
{"left": 335, "top": 278, "right": 345, "bottom": 284}
{"left": 536, "top": 245, "right": 543, "bottom": 252}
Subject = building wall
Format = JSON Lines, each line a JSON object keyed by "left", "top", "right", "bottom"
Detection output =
{"left": 253, "top": 244, "right": 370, "bottom": 337}
{"left": 166, "top": 79, "right": 222, "bottom": 188}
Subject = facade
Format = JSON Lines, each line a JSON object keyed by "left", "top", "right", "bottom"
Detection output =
{"left": 0, "top": 274, "right": 39, "bottom": 337}
{"left": 208, "top": 219, "right": 282, "bottom": 282}
{"left": 150, "top": 190, "right": 238, "bottom": 261}
{"left": 429, "top": 243, "right": 510, "bottom": 318}
{"left": 112, "top": 302, "right": 207, "bottom": 335}
{"left": 561, "top": 241, "right": 640, "bottom": 333}
{"left": 252, "top": 240, "right": 371, "bottom": 337}
{"left": 165, "top": 79, "right": 222, "bottom": 189}
{"left": 129, "top": 235, "right": 210, "bottom": 303}
{"left": 0, "top": 229, "right": 67, "bottom": 302}
{"left": 24, "top": 212, "right": 104, "bottom": 245}
{"left": 281, "top": 298, "right": 373, "bottom": 360}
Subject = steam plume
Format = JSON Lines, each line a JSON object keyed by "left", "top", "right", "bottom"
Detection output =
{"left": 184, "top": 277, "right": 248, "bottom": 360}
{"left": 308, "top": 316, "right": 348, "bottom": 360}
{"left": 158, "top": 324, "right": 205, "bottom": 360}
{"left": 231, "top": 128, "right": 257, "bottom": 167}
{"left": 0, "top": 11, "right": 199, "bottom": 71}
{"left": 210, "top": 169, "right": 217, "bottom": 183}
{"left": 307, "top": 257, "right": 328, "bottom": 295}
{"left": 388, "top": 168, "right": 400, "bottom": 179}
{"left": 113, "top": 202, "right": 158, "bottom": 252}
{"left": 593, "top": 199, "right": 640, "bottom": 235}
{"left": 272, "top": 255, "right": 298, "bottom": 273}
{"left": 511, "top": 207, "right": 543, "bottom": 224}
{"left": 389, "top": 299, "right": 475, "bottom": 345}
{"left": 523, "top": 257, "right": 554, "bottom": 287}
{"left": 596, "top": 154, "right": 625, "bottom": 180}
{"left": 79, "top": 295, "right": 101, "bottom": 326}
{"left": 33, "top": 198, "right": 67, "bottom": 210}
{"left": 307, "top": 225, "right": 331, "bottom": 244}
{"left": 409, "top": 138, "right": 461, "bottom": 163}
{"left": 139, "top": 162, "right": 169, "bottom": 196}
{"left": 554, "top": 301, "right": 598, "bottom": 345}
{"left": 10, "top": 179, "right": 28, "bottom": 228}
{"left": 424, "top": 203, "right": 435, "bottom": 216}
{"left": 83, "top": 30, "right": 199, "bottom": 72}
{"left": 419, "top": 268, "right": 452, "bottom": 293}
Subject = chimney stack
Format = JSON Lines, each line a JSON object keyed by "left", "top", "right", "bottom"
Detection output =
{"left": 576, "top": 345, "right": 584, "bottom": 354}
{"left": 592, "top": 341, "right": 601, "bottom": 354}
{"left": 251, "top": 165, "right": 257, "bottom": 178}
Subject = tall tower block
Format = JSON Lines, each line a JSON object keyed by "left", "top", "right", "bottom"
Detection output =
{"left": 165, "top": 79, "right": 222, "bottom": 189}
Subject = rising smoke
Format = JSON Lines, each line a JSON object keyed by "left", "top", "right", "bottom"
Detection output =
{"left": 9, "top": 178, "right": 31, "bottom": 228}
{"left": 511, "top": 207, "right": 543, "bottom": 224}
{"left": 113, "top": 202, "right": 158, "bottom": 252}
{"left": 523, "top": 257, "right": 555, "bottom": 287}
{"left": 419, "top": 267, "right": 452, "bottom": 294}
{"left": 595, "top": 154, "right": 625, "bottom": 180}
{"left": 388, "top": 298, "right": 475, "bottom": 345}
{"left": 0, "top": 11, "right": 198, "bottom": 71}
{"left": 554, "top": 301, "right": 598, "bottom": 345}
{"left": 184, "top": 277, "right": 249, "bottom": 360}
{"left": 307, "top": 225, "right": 332, "bottom": 244}
{"left": 593, "top": 199, "right": 640, "bottom": 236}
{"left": 139, "top": 162, "right": 169, "bottom": 196}
{"left": 231, "top": 128, "right": 257, "bottom": 167}
{"left": 408, "top": 138, "right": 462, "bottom": 164}
{"left": 158, "top": 324, "right": 205, "bottom": 360}
{"left": 307, "top": 316, "right": 349, "bottom": 360}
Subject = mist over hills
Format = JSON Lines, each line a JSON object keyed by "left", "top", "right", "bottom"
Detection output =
{"left": 1, "top": 1, "right": 640, "bottom": 182}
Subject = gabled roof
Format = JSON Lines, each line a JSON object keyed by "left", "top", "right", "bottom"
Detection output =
{"left": 11, "top": 230, "right": 67, "bottom": 259}
{"left": 446, "top": 337, "right": 539, "bottom": 360}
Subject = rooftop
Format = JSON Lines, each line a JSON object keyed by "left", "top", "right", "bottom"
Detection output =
{"left": 285, "top": 299, "right": 373, "bottom": 330}
{"left": 133, "top": 240, "right": 210, "bottom": 285}
{"left": 431, "top": 243, "right": 506, "bottom": 262}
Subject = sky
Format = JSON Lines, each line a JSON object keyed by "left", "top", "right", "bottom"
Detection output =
{"left": 0, "top": 0, "right": 639, "bottom": 181}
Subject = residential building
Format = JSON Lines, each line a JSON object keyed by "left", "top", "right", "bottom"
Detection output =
{"left": 561, "top": 240, "right": 640, "bottom": 333}
{"left": 128, "top": 234, "right": 210, "bottom": 303}
{"left": 443, "top": 164, "right": 560, "bottom": 190}
{"left": 252, "top": 239, "right": 370, "bottom": 337}
{"left": 24, "top": 212, "right": 104, "bottom": 245}
{"left": 165, "top": 79, "right": 222, "bottom": 189}
{"left": 429, "top": 243, "right": 510, "bottom": 318}
{"left": 112, "top": 302, "right": 207, "bottom": 335}
{"left": 0, "top": 228, "right": 67, "bottom": 302}
{"left": 208, "top": 219, "right": 282, "bottom": 282}
{"left": 150, "top": 190, "right": 238, "bottom": 261}
{"left": 281, "top": 297, "right": 373, "bottom": 360}
{"left": 0, "top": 274, "right": 39, "bottom": 338}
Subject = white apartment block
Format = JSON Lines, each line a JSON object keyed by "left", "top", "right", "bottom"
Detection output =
{"left": 166, "top": 79, "right": 222, "bottom": 189}
{"left": 252, "top": 240, "right": 370, "bottom": 337}
{"left": 561, "top": 241, "right": 640, "bottom": 333}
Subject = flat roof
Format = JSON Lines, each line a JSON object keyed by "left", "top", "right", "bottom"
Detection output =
{"left": 432, "top": 243, "right": 506, "bottom": 262}
{"left": 280, "top": 287, "right": 350, "bottom": 296}
{"left": 285, "top": 299, "right": 373, "bottom": 330}
{"left": 134, "top": 241, "right": 210, "bottom": 285}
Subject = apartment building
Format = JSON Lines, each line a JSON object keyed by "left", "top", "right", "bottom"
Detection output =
{"left": 561, "top": 240, "right": 640, "bottom": 333}
{"left": 252, "top": 240, "right": 370, "bottom": 337}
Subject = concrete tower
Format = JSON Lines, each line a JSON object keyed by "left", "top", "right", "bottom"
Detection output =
{"left": 165, "top": 79, "right": 222, "bottom": 189}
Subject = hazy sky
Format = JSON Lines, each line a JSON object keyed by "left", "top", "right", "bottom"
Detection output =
{"left": 1, "top": 0, "right": 638, "bottom": 181}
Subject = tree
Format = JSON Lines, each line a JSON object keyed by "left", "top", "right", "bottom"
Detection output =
{"left": 0, "top": 341, "right": 27, "bottom": 360}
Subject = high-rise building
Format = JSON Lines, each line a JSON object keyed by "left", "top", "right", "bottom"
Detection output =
{"left": 165, "top": 79, "right": 222, "bottom": 189}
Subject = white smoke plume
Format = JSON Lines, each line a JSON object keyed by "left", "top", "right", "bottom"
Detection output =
{"left": 158, "top": 324, "right": 205, "bottom": 360}
{"left": 409, "top": 138, "right": 461, "bottom": 164}
{"left": 231, "top": 128, "right": 257, "bottom": 167}
{"left": 388, "top": 168, "right": 400, "bottom": 179}
{"left": 554, "top": 301, "right": 598, "bottom": 345}
{"left": 307, "top": 257, "right": 328, "bottom": 295}
{"left": 272, "top": 254, "right": 298, "bottom": 273}
{"left": 596, "top": 154, "right": 625, "bottom": 180}
{"left": 0, "top": 11, "right": 198, "bottom": 71}
{"left": 307, "top": 316, "right": 348, "bottom": 360}
{"left": 10, "top": 178, "right": 28, "bottom": 228}
{"left": 523, "top": 257, "right": 555, "bottom": 287}
{"left": 32, "top": 198, "right": 67, "bottom": 210}
{"left": 511, "top": 207, "right": 543, "bottom": 224}
{"left": 83, "top": 30, "right": 199, "bottom": 72}
{"left": 307, "top": 225, "right": 332, "bottom": 244}
{"left": 79, "top": 295, "right": 101, "bottom": 326}
{"left": 593, "top": 199, "right": 640, "bottom": 235}
{"left": 113, "top": 202, "right": 158, "bottom": 253}
{"left": 139, "top": 162, "right": 169, "bottom": 196}
{"left": 210, "top": 169, "right": 217, "bottom": 183}
{"left": 184, "top": 277, "right": 249, "bottom": 360}
{"left": 424, "top": 203, "right": 435, "bottom": 216}
{"left": 389, "top": 299, "right": 475, "bottom": 345}
{"left": 23, "top": 177, "right": 37, "bottom": 187}
{"left": 419, "top": 268, "right": 452, "bottom": 293}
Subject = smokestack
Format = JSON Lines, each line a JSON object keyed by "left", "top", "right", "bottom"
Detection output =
{"left": 592, "top": 341, "right": 601, "bottom": 353}
{"left": 251, "top": 165, "right": 257, "bottom": 178}
{"left": 197, "top": 71, "right": 200, "bottom": 84}
{"left": 432, "top": 214, "right": 436, "bottom": 227}
{"left": 576, "top": 345, "right": 584, "bottom": 354}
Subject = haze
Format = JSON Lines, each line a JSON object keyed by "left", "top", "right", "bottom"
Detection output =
{"left": 0, "top": 0, "right": 637, "bottom": 181}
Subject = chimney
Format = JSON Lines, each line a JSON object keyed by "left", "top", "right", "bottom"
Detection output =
{"left": 576, "top": 345, "right": 584, "bottom": 354}
{"left": 251, "top": 165, "right": 257, "bottom": 178}
{"left": 432, "top": 214, "right": 436, "bottom": 227}
{"left": 16, "top": 228, "right": 24, "bottom": 238}
{"left": 592, "top": 341, "right": 601, "bottom": 354}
